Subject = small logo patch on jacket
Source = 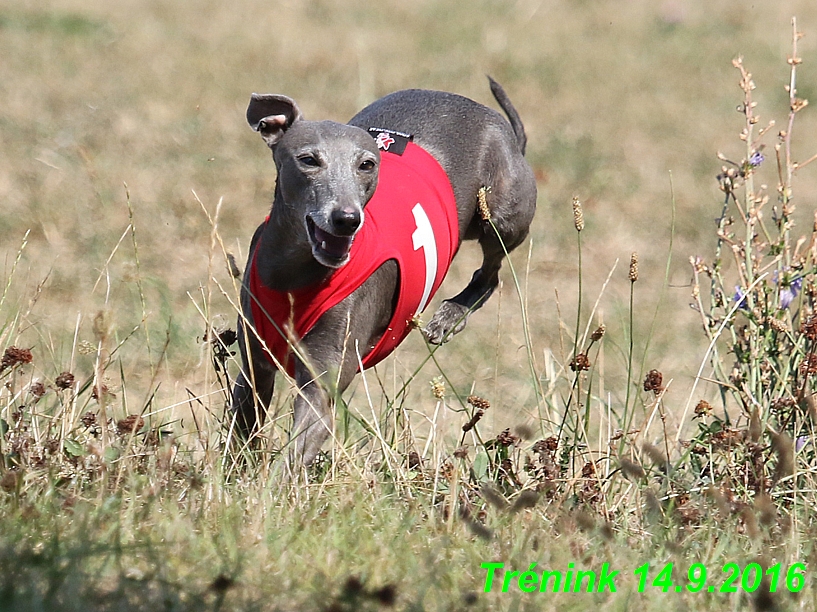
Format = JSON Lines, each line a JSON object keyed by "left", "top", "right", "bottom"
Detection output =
{"left": 368, "top": 128, "right": 413, "bottom": 155}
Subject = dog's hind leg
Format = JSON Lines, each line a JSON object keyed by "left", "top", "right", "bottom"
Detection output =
{"left": 423, "top": 163, "right": 536, "bottom": 345}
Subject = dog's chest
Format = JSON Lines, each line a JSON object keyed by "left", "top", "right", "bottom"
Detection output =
{"left": 250, "top": 138, "right": 459, "bottom": 373}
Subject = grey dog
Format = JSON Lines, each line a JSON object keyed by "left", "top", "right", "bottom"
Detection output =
{"left": 232, "top": 78, "right": 537, "bottom": 469}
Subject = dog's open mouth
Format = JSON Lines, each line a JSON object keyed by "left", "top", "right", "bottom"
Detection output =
{"left": 306, "top": 216, "right": 355, "bottom": 267}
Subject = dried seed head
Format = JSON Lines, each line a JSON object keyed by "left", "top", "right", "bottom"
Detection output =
{"left": 771, "top": 432, "right": 794, "bottom": 482}
{"left": 466, "top": 395, "right": 490, "bottom": 411}
{"left": 569, "top": 353, "right": 591, "bottom": 372}
{"left": 694, "top": 400, "right": 713, "bottom": 418}
{"left": 510, "top": 490, "right": 539, "bottom": 513}
{"left": 754, "top": 493, "right": 776, "bottom": 526}
{"left": 439, "top": 461, "right": 455, "bottom": 482}
{"left": 740, "top": 506, "right": 760, "bottom": 540}
{"left": 0, "top": 470, "right": 20, "bottom": 493}
{"left": 574, "top": 510, "right": 596, "bottom": 531}
{"left": 0, "top": 347, "right": 33, "bottom": 372}
{"left": 801, "top": 314, "right": 817, "bottom": 340}
{"left": 768, "top": 317, "right": 790, "bottom": 334}
{"left": 407, "top": 451, "right": 422, "bottom": 470}
{"left": 209, "top": 575, "right": 235, "bottom": 594}
{"left": 29, "top": 381, "right": 46, "bottom": 399}
{"left": 799, "top": 353, "right": 817, "bottom": 376}
{"left": 226, "top": 253, "right": 242, "bottom": 279}
{"left": 480, "top": 484, "right": 509, "bottom": 510}
{"left": 533, "top": 436, "right": 558, "bottom": 454}
{"left": 77, "top": 341, "right": 95, "bottom": 355}
{"left": 572, "top": 196, "right": 584, "bottom": 232}
{"left": 643, "top": 369, "right": 663, "bottom": 394}
{"left": 430, "top": 377, "right": 445, "bottom": 400}
{"left": 619, "top": 458, "right": 646, "bottom": 480}
{"left": 80, "top": 412, "right": 97, "bottom": 428}
{"left": 116, "top": 414, "right": 145, "bottom": 436}
{"left": 495, "top": 428, "right": 519, "bottom": 447}
{"left": 590, "top": 325, "right": 606, "bottom": 342}
{"left": 477, "top": 186, "right": 492, "bottom": 221}
{"left": 464, "top": 518, "right": 493, "bottom": 541}
{"left": 371, "top": 584, "right": 397, "bottom": 606}
{"left": 704, "top": 485, "right": 730, "bottom": 516}
{"left": 92, "top": 310, "right": 112, "bottom": 343}
{"left": 749, "top": 406, "right": 762, "bottom": 442}
{"left": 461, "top": 409, "right": 484, "bottom": 433}
{"left": 92, "top": 383, "right": 111, "bottom": 401}
{"left": 773, "top": 396, "right": 797, "bottom": 413}
{"left": 343, "top": 576, "right": 364, "bottom": 596}
{"left": 55, "top": 371, "right": 75, "bottom": 390}
{"left": 629, "top": 252, "right": 639, "bottom": 282}
{"left": 642, "top": 442, "right": 667, "bottom": 465}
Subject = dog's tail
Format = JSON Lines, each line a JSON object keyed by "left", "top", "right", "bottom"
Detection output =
{"left": 488, "top": 76, "right": 527, "bottom": 156}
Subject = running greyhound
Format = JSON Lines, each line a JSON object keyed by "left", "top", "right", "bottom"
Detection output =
{"left": 232, "top": 77, "right": 537, "bottom": 469}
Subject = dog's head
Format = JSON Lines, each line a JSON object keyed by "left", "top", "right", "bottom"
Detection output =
{"left": 247, "top": 94, "right": 380, "bottom": 269}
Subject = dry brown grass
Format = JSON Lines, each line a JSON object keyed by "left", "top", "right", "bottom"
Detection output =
{"left": 3, "top": 2, "right": 817, "bottom": 610}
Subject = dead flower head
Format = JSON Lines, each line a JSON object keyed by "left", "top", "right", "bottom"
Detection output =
{"left": 569, "top": 353, "right": 591, "bottom": 372}
{"left": 643, "top": 369, "right": 664, "bottom": 394}
{"left": 466, "top": 395, "right": 490, "bottom": 410}
{"left": 92, "top": 383, "right": 113, "bottom": 401}
{"left": 802, "top": 314, "right": 817, "bottom": 341}
{"left": 532, "top": 436, "right": 558, "bottom": 455}
{"left": 28, "top": 381, "right": 46, "bottom": 399}
{"left": 116, "top": 415, "right": 145, "bottom": 436}
{"left": 55, "top": 371, "right": 75, "bottom": 390}
{"left": 80, "top": 412, "right": 97, "bottom": 428}
{"left": 694, "top": 400, "right": 713, "bottom": 418}
{"left": 590, "top": 325, "right": 606, "bottom": 342}
{"left": 495, "top": 428, "right": 519, "bottom": 447}
{"left": 800, "top": 353, "right": 817, "bottom": 377}
{"left": 0, "top": 347, "right": 33, "bottom": 372}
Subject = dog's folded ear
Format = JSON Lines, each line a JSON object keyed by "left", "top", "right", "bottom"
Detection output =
{"left": 246, "top": 94, "right": 303, "bottom": 149}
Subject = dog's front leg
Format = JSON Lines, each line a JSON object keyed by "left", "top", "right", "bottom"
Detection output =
{"left": 288, "top": 369, "right": 333, "bottom": 471}
{"left": 232, "top": 322, "right": 277, "bottom": 440}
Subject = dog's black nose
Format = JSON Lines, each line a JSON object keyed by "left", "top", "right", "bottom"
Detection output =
{"left": 330, "top": 207, "right": 361, "bottom": 235}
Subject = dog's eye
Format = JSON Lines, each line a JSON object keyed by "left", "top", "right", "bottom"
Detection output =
{"left": 359, "top": 159, "right": 375, "bottom": 172}
{"left": 298, "top": 155, "right": 321, "bottom": 167}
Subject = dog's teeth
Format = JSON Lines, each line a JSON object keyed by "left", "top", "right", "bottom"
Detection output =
{"left": 321, "top": 241, "right": 327, "bottom": 250}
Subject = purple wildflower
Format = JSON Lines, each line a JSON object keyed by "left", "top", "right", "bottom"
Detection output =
{"left": 733, "top": 286, "right": 750, "bottom": 310}
{"left": 775, "top": 271, "right": 802, "bottom": 310}
{"left": 749, "top": 151, "right": 765, "bottom": 167}
{"left": 796, "top": 436, "right": 809, "bottom": 453}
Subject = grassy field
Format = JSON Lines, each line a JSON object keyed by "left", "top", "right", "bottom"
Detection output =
{"left": 3, "top": 0, "right": 817, "bottom": 610}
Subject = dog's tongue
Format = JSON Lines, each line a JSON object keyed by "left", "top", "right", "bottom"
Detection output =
{"left": 314, "top": 225, "right": 353, "bottom": 258}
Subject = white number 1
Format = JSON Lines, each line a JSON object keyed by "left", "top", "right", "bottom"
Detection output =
{"left": 411, "top": 203, "right": 438, "bottom": 314}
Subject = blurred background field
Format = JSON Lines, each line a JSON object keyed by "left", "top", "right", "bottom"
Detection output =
{"left": 3, "top": 1, "right": 817, "bottom": 609}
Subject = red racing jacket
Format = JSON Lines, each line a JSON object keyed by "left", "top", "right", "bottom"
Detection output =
{"left": 248, "top": 129, "right": 459, "bottom": 374}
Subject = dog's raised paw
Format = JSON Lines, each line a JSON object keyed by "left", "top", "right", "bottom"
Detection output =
{"left": 422, "top": 301, "right": 470, "bottom": 345}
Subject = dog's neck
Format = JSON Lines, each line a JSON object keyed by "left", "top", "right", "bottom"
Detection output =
{"left": 254, "top": 192, "right": 334, "bottom": 292}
